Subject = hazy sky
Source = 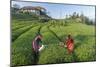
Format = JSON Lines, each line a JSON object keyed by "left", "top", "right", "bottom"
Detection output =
{"left": 12, "top": 1, "right": 95, "bottom": 20}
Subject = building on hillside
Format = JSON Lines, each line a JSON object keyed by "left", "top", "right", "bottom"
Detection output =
{"left": 19, "top": 6, "right": 46, "bottom": 15}
{"left": 76, "top": 18, "right": 82, "bottom": 22}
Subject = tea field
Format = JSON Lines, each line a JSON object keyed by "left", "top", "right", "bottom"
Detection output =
{"left": 12, "top": 20, "right": 96, "bottom": 66}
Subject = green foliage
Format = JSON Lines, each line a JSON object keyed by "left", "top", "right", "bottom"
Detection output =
{"left": 12, "top": 26, "right": 40, "bottom": 66}
{"left": 65, "top": 12, "right": 95, "bottom": 25}
{"left": 12, "top": 19, "right": 96, "bottom": 66}
{"left": 38, "top": 44, "right": 75, "bottom": 64}
{"left": 12, "top": 24, "right": 35, "bottom": 41}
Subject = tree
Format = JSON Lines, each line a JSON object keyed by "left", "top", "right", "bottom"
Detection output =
{"left": 80, "top": 13, "right": 85, "bottom": 23}
{"left": 65, "top": 14, "right": 69, "bottom": 19}
{"left": 76, "top": 13, "right": 79, "bottom": 18}
{"left": 80, "top": 13, "right": 94, "bottom": 25}
{"left": 12, "top": 4, "right": 20, "bottom": 13}
{"left": 72, "top": 12, "right": 77, "bottom": 19}
{"left": 12, "top": 4, "right": 20, "bottom": 9}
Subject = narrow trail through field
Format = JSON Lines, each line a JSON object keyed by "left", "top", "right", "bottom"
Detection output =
{"left": 12, "top": 25, "right": 36, "bottom": 42}
{"left": 37, "top": 26, "right": 42, "bottom": 34}
{"left": 47, "top": 26, "right": 64, "bottom": 43}
{"left": 33, "top": 25, "right": 44, "bottom": 65}
{"left": 12, "top": 25, "right": 43, "bottom": 66}
{"left": 47, "top": 26, "right": 78, "bottom": 62}
{"left": 12, "top": 24, "right": 31, "bottom": 31}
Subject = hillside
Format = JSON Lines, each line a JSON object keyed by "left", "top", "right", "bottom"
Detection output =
{"left": 12, "top": 20, "right": 96, "bottom": 66}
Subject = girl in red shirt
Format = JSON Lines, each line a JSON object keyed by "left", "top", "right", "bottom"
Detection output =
{"left": 66, "top": 34, "right": 74, "bottom": 54}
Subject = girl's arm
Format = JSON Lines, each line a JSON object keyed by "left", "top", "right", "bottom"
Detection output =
{"left": 39, "top": 40, "right": 43, "bottom": 46}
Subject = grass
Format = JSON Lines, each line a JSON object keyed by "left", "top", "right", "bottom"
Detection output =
{"left": 12, "top": 20, "right": 96, "bottom": 66}
{"left": 12, "top": 26, "right": 40, "bottom": 66}
{"left": 12, "top": 24, "right": 35, "bottom": 42}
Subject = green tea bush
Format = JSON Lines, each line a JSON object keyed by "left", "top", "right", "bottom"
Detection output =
{"left": 12, "top": 25, "right": 35, "bottom": 41}
{"left": 38, "top": 44, "right": 75, "bottom": 64}
{"left": 12, "top": 20, "right": 96, "bottom": 66}
{"left": 12, "top": 26, "right": 40, "bottom": 66}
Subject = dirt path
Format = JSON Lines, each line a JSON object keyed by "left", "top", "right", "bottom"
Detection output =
{"left": 33, "top": 25, "right": 44, "bottom": 64}
{"left": 47, "top": 26, "right": 65, "bottom": 44}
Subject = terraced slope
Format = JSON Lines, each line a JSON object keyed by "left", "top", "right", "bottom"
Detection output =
{"left": 12, "top": 21, "right": 96, "bottom": 66}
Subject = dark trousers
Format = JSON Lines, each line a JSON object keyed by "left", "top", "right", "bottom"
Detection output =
{"left": 33, "top": 51, "right": 39, "bottom": 65}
